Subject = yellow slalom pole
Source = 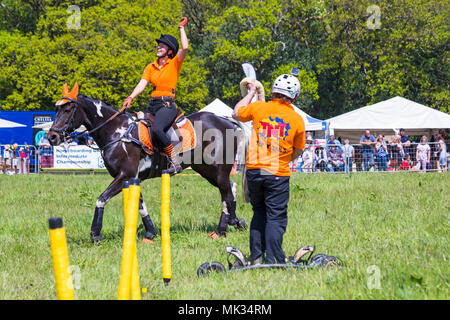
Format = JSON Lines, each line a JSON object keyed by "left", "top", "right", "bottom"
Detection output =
{"left": 121, "top": 181, "right": 141, "bottom": 300}
{"left": 130, "top": 246, "right": 141, "bottom": 300}
{"left": 118, "top": 178, "right": 141, "bottom": 300}
{"left": 48, "top": 217, "right": 74, "bottom": 300}
{"left": 161, "top": 171, "right": 171, "bottom": 285}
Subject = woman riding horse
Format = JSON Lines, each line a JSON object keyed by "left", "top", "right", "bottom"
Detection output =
{"left": 122, "top": 17, "right": 189, "bottom": 175}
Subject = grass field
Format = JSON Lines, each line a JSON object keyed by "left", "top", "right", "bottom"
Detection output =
{"left": 0, "top": 171, "right": 448, "bottom": 300}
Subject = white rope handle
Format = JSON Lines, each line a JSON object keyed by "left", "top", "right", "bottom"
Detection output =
{"left": 239, "top": 77, "right": 265, "bottom": 101}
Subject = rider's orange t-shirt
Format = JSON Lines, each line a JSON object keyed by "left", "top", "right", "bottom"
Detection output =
{"left": 141, "top": 55, "right": 183, "bottom": 98}
{"left": 238, "top": 99, "right": 306, "bottom": 176}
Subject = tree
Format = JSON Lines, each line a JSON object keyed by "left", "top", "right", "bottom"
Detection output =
{"left": 319, "top": 0, "right": 449, "bottom": 115}
{"left": 0, "top": 0, "right": 210, "bottom": 112}
{"left": 0, "top": 0, "right": 46, "bottom": 34}
{"left": 195, "top": 0, "right": 320, "bottom": 114}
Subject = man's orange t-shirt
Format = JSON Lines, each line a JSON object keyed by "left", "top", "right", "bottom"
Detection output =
{"left": 141, "top": 55, "right": 183, "bottom": 98}
{"left": 238, "top": 99, "right": 306, "bottom": 176}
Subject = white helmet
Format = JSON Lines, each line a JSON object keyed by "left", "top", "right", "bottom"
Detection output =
{"left": 271, "top": 74, "right": 301, "bottom": 99}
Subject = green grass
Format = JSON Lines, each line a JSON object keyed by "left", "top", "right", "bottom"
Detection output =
{"left": 0, "top": 172, "right": 448, "bottom": 300}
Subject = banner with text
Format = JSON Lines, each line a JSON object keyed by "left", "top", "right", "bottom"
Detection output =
{"left": 53, "top": 145, "right": 105, "bottom": 169}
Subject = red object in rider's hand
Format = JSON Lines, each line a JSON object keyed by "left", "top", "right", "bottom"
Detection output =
{"left": 179, "top": 17, "right": 187, "bottom": 28}
{"left": 123, "top": 96, "right": 133, "bottom": 108}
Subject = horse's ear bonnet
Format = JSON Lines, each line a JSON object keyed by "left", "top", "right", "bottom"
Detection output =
{"left": 56, "top": 82, "right": 79, "bottom": 106}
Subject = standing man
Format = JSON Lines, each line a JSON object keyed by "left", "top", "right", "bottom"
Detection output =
{"left": 342, "top": 139, "right": 355, "bottom": 173}
{"left": 399, "top": 128, "right": 411, "bottom": 157}
{"left": 327, "top": 135, "right": 342, "bottom": 151}
{"left": 232, "top": 74, "right": 305, "bottom": 264}
{"left": 360, "top": 130, "right": 376, "bottom": 171}
{"left": 375, "top": 135, "right": 388, "bottom": 171}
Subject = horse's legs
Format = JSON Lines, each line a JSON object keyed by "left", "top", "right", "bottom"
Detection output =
{"left": 90, "top": 174, "right": 127, "bottom": 243}
{"left": 215, "top": 165, "right": 246, "bottom": 235}
{"left": 139, "top": 193, "right": 157, "bottom": 241}
{"left": 192, "top": 163, "right": 246, "bottom": 237}
{"left": 215, "top": 171, "right": 234, "bottom": 235}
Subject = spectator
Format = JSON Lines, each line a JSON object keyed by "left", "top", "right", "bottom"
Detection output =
{"left": 416, "top": 135, "right": 430, "bottom": 173}
{"left": 430, "top": 134, "right": 439, "bottom": 170}
{"left": 87, "top": 136, "right": 96, "bottom": 147}
{"left": 2, "top": 144, "right": 12, "bottom": 174}
{"left": 375, "top": 135, "right": 388, "bottom": 171}
{"left": 439, "top": 129, "right": 450, "bottom": 152}
{"left": 327, "top": 135, "right": 342, "bottom": 151}
{"left": 19, "top": 147, "right": 26, "bottom": 174}
{"left": 388, "top": 135, "right": 404, "bottom": 171}
{"left": 296, "top": 157, "right": 304, "bottom": 171}
{"left": 315, "top": 146, "right": 328, "bottom": 172}
{"left": 400, "top": 154, "right": 413, "bottom": 170}
{"left": 342, "top": 139, "right": 354, "bottom": 173}
{"left": 399, "top": 128, "right": 411, "bottom": 157}
{"left": 360, "top": 130, "right": 376, "bottom": 171}
{"left": 11, "top": 144, "right": 19, "bottom": 174}
{"left": 39, "top": 135, "right": 53, "bottom": 168}
{"left": 326, "top": 145, "right": 344, "bottom": 172}
{"left": 301, "top": 144, "right": 315, "bottom": 173}
{"left": 436, "top": 134, "right": 447, "bottom": 173}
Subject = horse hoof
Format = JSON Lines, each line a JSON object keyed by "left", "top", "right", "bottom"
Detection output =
{"left": 90, "top": 232, "right": 103, "bottom": 244}
{"left": 142, "top": 238, "right": 154, "bottom": 244}
{"left": 232, "top": 218, "right": 247, "bottom": 230}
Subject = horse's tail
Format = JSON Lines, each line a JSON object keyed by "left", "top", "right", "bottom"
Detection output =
{"left": 227, "top": 117, "right": 251, "bottom": 203}
{"left": 241, "top": 143, "right": 250, "bottom": 203}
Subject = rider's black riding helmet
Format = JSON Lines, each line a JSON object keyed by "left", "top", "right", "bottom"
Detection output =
{"left": 156, "top": 34, "right": 179, "bottom": 58}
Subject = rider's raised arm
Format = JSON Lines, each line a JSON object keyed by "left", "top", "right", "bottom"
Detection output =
{"left": 177, "top": 18, "right": 189, "bottom": 61}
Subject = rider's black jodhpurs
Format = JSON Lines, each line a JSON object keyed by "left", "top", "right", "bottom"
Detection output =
{"left": 147, "top": 97, "right": 178, "bottom": 149}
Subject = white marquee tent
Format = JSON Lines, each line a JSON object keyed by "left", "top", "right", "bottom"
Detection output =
{"left": 326, "top": 96, "right": 450, "bottom": 143}
{"left": 0, "top": 118, "right": 26, "bottom": 128}
{"left": 291, "top": 105, "right": 327, "bottom": 132}
{"left": 199, "top": 98, "right": 234, "bottom": 118}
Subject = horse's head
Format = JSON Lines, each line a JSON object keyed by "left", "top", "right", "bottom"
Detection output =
{"left": 47, "top": 82, "right": 85, "bottom": 146}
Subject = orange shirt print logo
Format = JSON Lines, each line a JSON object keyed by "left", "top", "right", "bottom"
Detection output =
{"left": 258, "top": 116, "right": 290, "bottom": 141}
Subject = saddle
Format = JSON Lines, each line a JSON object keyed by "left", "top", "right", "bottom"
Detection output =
{"left": 135, "top": 110, "right": 197, "bottom": 156}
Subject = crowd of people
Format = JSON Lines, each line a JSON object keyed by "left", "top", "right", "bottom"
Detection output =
{"left": 1, "top": 131, "right": 100, "bottom": 174}
{"left": 0, "top": 143, "right": 32, "bottom": 174}
{"left": 291, "top": 129, "right": 449, "bottom": 173}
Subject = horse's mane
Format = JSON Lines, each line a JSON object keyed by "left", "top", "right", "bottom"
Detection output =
{"left": 78, "top": 94, "right": 121, "bottom": 116}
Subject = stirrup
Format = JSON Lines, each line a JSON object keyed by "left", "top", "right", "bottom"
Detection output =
{"left": 226, "top": 246, "right": 250, "bottom": 269}
{"left": 166, "top": 161, "right": 182, "bottom": 175}
{"left": 288, "top": 245, "right": 315, "bottom": 264}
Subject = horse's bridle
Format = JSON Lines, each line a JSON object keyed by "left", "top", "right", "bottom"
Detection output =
{"left": 49, "top": 96, "right": 79, "bottom": 139}
{"left": 50, "top": 96, "right": 128, "bottom": 149}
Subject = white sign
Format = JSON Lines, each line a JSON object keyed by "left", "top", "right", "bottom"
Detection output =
{"left": 53, "top": 145, "right": 105, "bottom": 169}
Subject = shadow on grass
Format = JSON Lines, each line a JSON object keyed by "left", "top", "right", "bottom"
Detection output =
{"left": 65, "top": 220, "right": 242, "bottom": 246}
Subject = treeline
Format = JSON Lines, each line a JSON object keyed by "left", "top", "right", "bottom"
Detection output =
{"left": 0, "top": 0, "right": 448, "bottom": 117}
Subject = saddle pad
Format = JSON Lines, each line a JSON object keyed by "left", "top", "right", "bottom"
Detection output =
{"left": 138, "top": 121, "right": 154, "bottom": 155}
{"left": 138, "top": 118, "right": 197, "bottom": 156}
{"left": 171, "top": 117, "right": 197, "bottom": 154}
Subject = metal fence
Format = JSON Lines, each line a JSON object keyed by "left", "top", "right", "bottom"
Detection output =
{"left": 1, "top": 144, "right": 39, "bottom": 174}
{"left": 290, "top": 142, "right": 449, "bottom": 173}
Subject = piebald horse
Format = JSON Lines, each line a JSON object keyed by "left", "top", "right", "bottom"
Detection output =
{"left": 47, "top": 83, "right": 246, "bottom": 243}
